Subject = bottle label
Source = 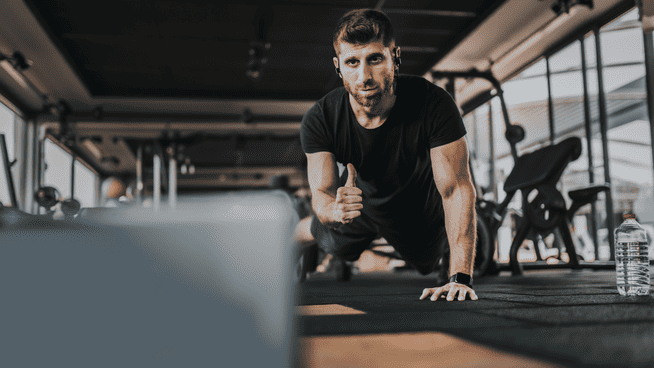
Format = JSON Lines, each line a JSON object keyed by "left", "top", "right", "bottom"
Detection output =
{"left": 617, "top": 241, "right": 648, "bottom": 246}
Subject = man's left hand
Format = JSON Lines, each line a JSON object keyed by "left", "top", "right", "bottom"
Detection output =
{"left": 419, "top": 282, "right": 478, "bottom": 301}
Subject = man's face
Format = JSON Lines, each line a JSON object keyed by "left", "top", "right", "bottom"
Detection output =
{"left": 333, "top": 41, "right": 396, "bottom": 109}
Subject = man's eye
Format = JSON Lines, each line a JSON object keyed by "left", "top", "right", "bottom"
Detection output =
{"left": 371, "top": 57, "right": 382, "bottom": 63}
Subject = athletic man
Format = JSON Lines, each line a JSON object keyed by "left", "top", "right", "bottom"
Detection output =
{"left": 295, "top": 9, "right": 478, "bottom": 302}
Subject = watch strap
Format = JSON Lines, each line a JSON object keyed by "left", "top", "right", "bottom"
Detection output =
{"left": 449, "top": 272, "right": 473, "bottom": 287}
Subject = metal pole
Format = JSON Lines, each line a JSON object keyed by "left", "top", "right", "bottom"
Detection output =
{"left": 167, "top": 144, "right": 177, "bottom": 209}
{"left": 446, "top": 77, "right": 456, "bottom": 101}
{"left": 496, "top": 91, "right": 518, "bottom": 161}
{"left": 642, "top": 30, "right": 654, "bottom": 192}
{"left": 35, "top": 134, "right": 45, "bottom": 214}
{"left": 153, "top": 144, "right": 161, "bottom": 212}
{"left": 0, "top": 134, "right": 17, "bottom": 207}
{"left": 546, "top": 57, "right": 555, "bottom": 143}
{"left": 70, "top": 154, "right": 75, "bottom": 199}
{"left": 595, "top": 27, "right": 616, "bottom": 261}
{"left": 580, "top": 37, "right": 600, "bottom": 260}
{"left": 488, "top": 102, "right": 497, "bottom": 202}
{"left": 472, "top": 106, "right": 480, "bottom": 162}
{"left": 136, "top": 144, "right": 143, "bottom": 205}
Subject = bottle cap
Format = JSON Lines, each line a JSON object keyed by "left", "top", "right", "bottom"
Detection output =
{"left": 624, "top": 213, "right": 636, "bottom": 219}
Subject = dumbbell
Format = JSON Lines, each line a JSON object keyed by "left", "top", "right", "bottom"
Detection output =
{"left": 60, "top": 198, "right": 81, "bottom": 218}
{"left": 35, "top": 186, "right": 60, "bottom": 209}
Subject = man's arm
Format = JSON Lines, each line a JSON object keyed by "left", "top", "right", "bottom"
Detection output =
{"left": 420, "top": 136, "right": 478, "bottom": 301}
{"left": 306, "top": 152, "right": 362, "bottom": 229}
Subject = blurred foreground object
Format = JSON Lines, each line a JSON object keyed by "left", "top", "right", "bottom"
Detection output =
{"left": 0, "top": 190, "right": 298, "bottom": 367}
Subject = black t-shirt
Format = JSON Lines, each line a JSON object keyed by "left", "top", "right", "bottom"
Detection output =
{"left": 300, "top": 74, "right": 466, "bottom": 229}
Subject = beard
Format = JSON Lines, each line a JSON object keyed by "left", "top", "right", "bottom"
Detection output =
{"left": 344, "top": 71, "right": 395, "bottom": 109}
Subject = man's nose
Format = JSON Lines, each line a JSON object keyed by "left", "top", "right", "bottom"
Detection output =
{"left": 357, "top": 63, "right": 372, "bottom": 84}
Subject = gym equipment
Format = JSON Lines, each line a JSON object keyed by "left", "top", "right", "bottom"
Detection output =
{"left": 475, "top": 137, "right": 611, "bottom": 275}
{"left": 433, "top": 69, "right": 610, "bottom": 277}
{"left": 0, "top": 134, "right": 17, "bottom": 208}
{"left": 503, "top": 136, "right": 610, "bottom": 275}
{"left": 33, "top": 140, "right": 82, "bottom": 220}
{"left": 35, "top": 186, "right": 59, "bottom": 209}
{"left": 60, "top": 198, "right": 81, "bottom": 217}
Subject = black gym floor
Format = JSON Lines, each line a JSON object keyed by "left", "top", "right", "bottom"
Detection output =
{"left": 295, "top": 266, "right": 654, "bottom": 368}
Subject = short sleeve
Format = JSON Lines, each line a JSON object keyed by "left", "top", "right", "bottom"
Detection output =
{"left": 300, "top": 103, "right": 333, "bottom": 154}
{"left": 427, "top": 87, "right": 467, "bottom": 149}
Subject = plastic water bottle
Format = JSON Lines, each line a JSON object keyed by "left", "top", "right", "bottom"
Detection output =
{"left": 615, "top": 214, "right": 650, "bottom": 296}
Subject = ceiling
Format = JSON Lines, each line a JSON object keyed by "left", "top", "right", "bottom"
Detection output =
{"left": 0, "top": 0, "right": 631, "bottom": 188}
{"left": 21, "top": 0, "right": 506, "bottom": 105}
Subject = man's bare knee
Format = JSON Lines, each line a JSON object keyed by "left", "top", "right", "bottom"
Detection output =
{"left": 294, "top": 216, "right": 315, "bottom": 250}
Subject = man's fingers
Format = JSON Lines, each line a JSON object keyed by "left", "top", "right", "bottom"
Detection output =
{"left": 419, "top": 289, "right": 431, "bottom": 300}
{"left": 337, "top": 186, "right": 362, "bottom": 197}
{"left": 343, "top": 195, "right": 363, "bottom": 204}
{"left": 420, "top": 284, "right": 478, "bottom": 301}
{"left": 342, "top": 203, "right": 363, "bottom": 211}
{"left": 335, "top": 181, "right": 363, "bottom": 224}
{"left": 430, "top": 288, "right": 444, "bottom": 301}
{"left": 342, "top": 210, "right": 361, "bottom": 220}
{"left": 345, "top": 163, "right": 357, "bottom": 188}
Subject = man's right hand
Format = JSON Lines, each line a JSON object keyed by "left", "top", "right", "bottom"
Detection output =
{"left": 332, "top": 163, "right": 363, "bottom": 225}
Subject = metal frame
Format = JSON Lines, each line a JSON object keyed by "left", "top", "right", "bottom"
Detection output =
{"left": 0, "top": 134, "right": 18, "bottom": 207}
{"left": 545, "top": 55, "right": 555, "bottom": 143}
{"left": 642, "top": 26, "right": 654, "bottom": 191}
{"left": 580, "top": 36, "right": 601, "bottom": 259}
{"left": 594, "top": 25, "right": 617, "bottom": 260}
{"left": 432, "top": 69, "right": 519, "bottom": 161}
{"left": 487, "top": 101, "right": 497, "bottom": 202}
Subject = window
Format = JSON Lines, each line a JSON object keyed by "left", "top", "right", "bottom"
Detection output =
{"left": 42, "top": 137, "right": 98, "bottom": 210}
{"left": 43, "top": 138, "right": 72, "bottom": 200}
{"left": 74, "top": 160, "right": 98, "bottom": 208}
{"left": 502, "top": 59, "right": 551, "bottom": 154}
{"left": 464, "top": 104, "right": 493, "bottom": 200}
{"left": 461, "top": 6, "right": 654, "bottom": 264}
{"left": 599, "top": 8, "right": 654, "bottom": 253}
{"left": 0, "top": 103, "right": 15, "bottom": 206}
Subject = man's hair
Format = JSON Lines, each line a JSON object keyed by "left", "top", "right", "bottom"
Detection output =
{"left": 332, "top": 9, "right": 395, "bottom": 54}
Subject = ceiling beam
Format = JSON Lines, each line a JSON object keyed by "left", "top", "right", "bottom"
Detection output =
{"left": 384, "top": 9, "right": 477, "bottom": 18}
{"left": 401, "top": 46, "right": 439, "bottom": 53}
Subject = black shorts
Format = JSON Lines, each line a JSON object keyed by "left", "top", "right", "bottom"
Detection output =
{"left": 310, "top": 212, "right": 448, "bottom": 275}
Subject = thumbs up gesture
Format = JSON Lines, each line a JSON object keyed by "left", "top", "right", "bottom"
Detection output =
{"left": 333, "top": 163, "right": 363, "bottom": 225}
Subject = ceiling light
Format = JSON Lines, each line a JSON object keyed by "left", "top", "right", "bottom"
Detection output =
{"left": 0, "top": 60, "right": 30, "bottom": 90}
{"left": 81, "top": 138, "right": 103, "bottom": 161}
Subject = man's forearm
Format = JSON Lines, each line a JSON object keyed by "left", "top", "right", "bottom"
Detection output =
{"left": 442, "top": 183, "right": 477, "bottom": 276}
{"left": 312, "top": 190, "right": 341, "bottom": 229}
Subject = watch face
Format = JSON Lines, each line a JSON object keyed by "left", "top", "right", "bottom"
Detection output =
{"left": 450, "top": 273, "right": 472, "bottom": 286}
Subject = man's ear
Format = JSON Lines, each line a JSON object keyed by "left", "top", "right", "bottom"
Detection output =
{"left": 333, "top": 57, "right": 342, "bottom": 78}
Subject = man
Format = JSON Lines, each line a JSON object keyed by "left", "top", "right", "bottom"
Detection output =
{"left": 295, "top": 9, "right": 478, "bottom": 302}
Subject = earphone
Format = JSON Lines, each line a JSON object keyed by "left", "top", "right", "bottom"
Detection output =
{"left": 334, "top": 46, "right": 401, "bottom": 78}
{"left": 393, "top": 46, "right": 402, "bottom": 66}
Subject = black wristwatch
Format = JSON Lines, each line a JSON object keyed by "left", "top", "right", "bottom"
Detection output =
{"left": 449, "top": 273, "right": 473, "bottom": 288}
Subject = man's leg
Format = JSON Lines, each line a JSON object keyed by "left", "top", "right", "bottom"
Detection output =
{"left": 293, "top": 216, "right": 316, "bottom": 252}
{"left": 381, "top": 225, "right": 450, "bottom": 283}
{"left": 296, "top": 214, "right": 378, "bottom": 279}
